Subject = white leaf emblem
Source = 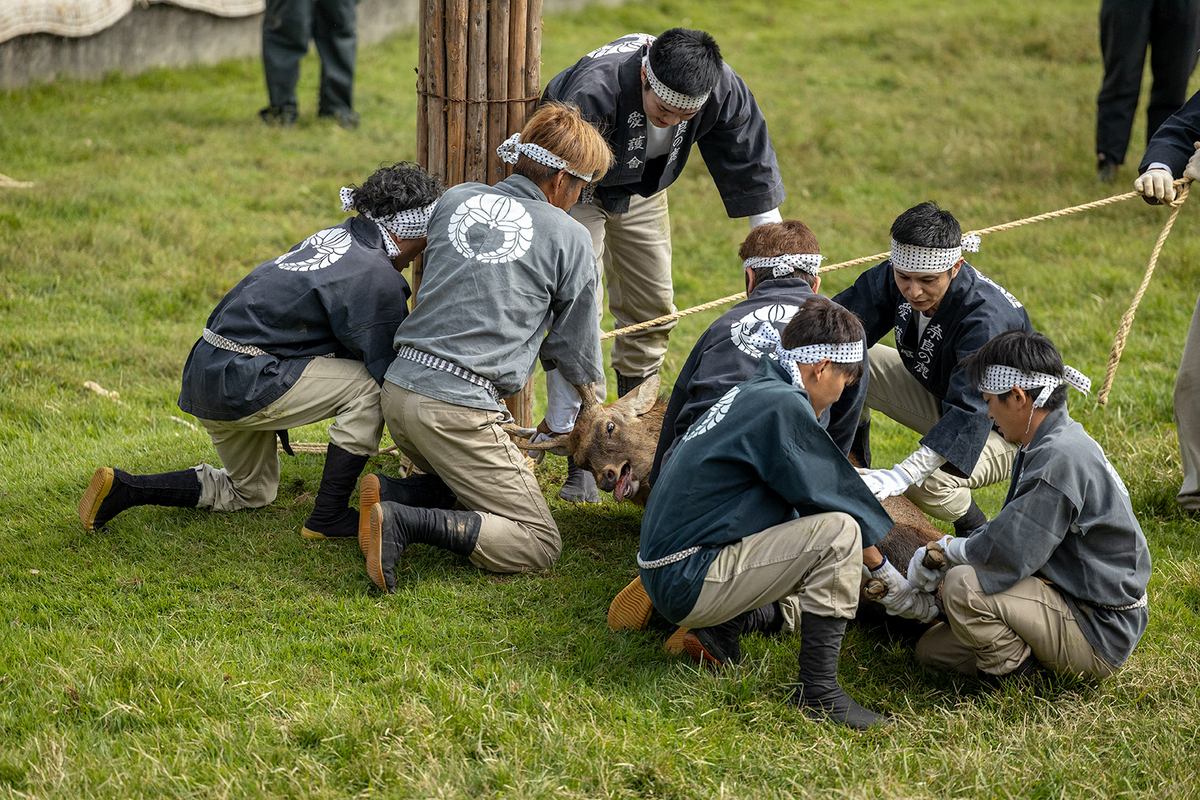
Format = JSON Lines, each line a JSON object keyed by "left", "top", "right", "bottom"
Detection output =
{"left": 586, "top": 33, "right": 655, "bottom": 60}
{"left": 448, "top": 194, "right": 534, "bottom": 264}
{"left": 682, "top": 386, "right": 741, "bottom": 443}
{"left": 274, "top": 227, "right": 353, "bottom": 272}
{"left": 730, "top": 304, "right": 800, "bottom": 358}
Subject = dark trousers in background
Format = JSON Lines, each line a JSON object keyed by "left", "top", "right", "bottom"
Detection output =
{"left": 1096, "top": 0, "right": 1200, "bottom": 164}
{"left": 262, "top": 0, "right": 359, "bottom": 114}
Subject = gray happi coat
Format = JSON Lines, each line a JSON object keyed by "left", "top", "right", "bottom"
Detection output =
{"left": 542, "top": 33, "right": 785, "bottom": 217}
{"left": 958, "top": 405, "right": 1150, "bottom": 668}
{"left": 178, "top": 216, "right": 410, "bottom": 421}
{"left": 385, "top": 175, "right": 604, "bottom": 410}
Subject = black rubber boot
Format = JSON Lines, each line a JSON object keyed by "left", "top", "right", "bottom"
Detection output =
{"left": 258, "top": 104, "right": 299, "bottom": 127}
{"left": 953, "top": 498, "right": 988, "bottom": 537}
{"left": 559, "top": 456, "right": 600, "bottom": 504}
{"left": 301, "top": 444, "right": 370, "bottom": 540}
{"left": 79, "top": 467, "right": 201, "bottom": 532}
{"left": 615, "top": 371, "right": 652, "bottom": 399}
{"left": 789, "top": 613, "right": 889, "bottom": 730}
{"left": 682, "top": 602, "right": 784, "bottom": 669}
{"left": 366, "top": 501, "right": 482, "bottom": 593}
{"left": 849, "top": 421, "right": 871, "bottom": 469}
{"left": 358, "top": 472, "right": 459, "bottom": 556}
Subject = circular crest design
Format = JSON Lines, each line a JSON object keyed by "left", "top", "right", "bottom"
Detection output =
{"left": 275, "top": 227, "right": 352, "bottom": 272}
{"left": 448, "top": 194, "right": 534, "bottom": 265}
{"left": 682, "top": 386, "right": 741, "bottom": 443}
{"left": 586, "top": 33, "right": 655, "bottom": 59}
{"left": 730, "top": 304, "right": 800, "bottom": 358}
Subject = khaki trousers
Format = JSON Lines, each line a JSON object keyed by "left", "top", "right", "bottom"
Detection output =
{"left": 196, "top": 357, "right": 383, "bottom": 511}
{"left": 863, "top": 344, "right": 1017, "bottom": 521}
{"left": 381, "top": 382, "right": 561, "bottom": 573}
{"left": 677, "top": 512, "right": 864, "bottom": 632}
{"left": 1175, "top": 292, "right": 1200, "bottom": 510}
{"left": 570, "top": 191, "right": 676, "bottom": 380}
{"left": 915, "top": 566, "right": 1116, "bottom": 678}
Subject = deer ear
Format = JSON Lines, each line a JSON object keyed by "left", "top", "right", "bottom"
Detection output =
{"left": 626, "top": 374, "right": 660, "bottom": 416}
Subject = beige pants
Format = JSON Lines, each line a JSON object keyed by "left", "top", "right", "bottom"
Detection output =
{"left": 570, "top": 191, "right": 676, "bottom": 381}
{"left": 196, "top": 357, "right": 383, "bottom": 511}
{"left": 677, "top": 512, "right": 863, "bottom": 632}
{"left": 1175, "top": 292, "right": 1200, "bottom": 510}
{"left": 863, "top": 344, "right": 1017, "bottom": 521}
{"left": 381, "top": 382, "right": 560, "bottom": 573}
{"left": 915, "top": 565, "right": 1116, "bottom": 678}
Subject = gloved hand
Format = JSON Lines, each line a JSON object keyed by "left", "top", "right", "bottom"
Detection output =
{"left": 1134, "top": 168, "right": 1176, "bottom": 204}
{"left": 1184, "top": 142, "right": 1200, "bottom": 184}
{"left": 869, "top": 557, "right": 938, "bottom": 622}
{"left": 907, "top": 534, "right": 954, "bottom": 593}
{"left": 860, "top": 465, "right": 913, "bottom": 502}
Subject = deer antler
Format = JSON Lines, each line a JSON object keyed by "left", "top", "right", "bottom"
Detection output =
{"left": 575, "top": 382, "right": 599, "bottom": 412}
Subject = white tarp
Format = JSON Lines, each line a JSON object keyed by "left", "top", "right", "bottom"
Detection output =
{"left": 1, "top": 0, "right": 265, "bottom": 43}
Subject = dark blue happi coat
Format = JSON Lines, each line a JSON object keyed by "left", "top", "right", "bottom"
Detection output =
{"left": 649, "top": 279, "right": 868, "bottom": 485}
{"left": 178, "top": 216, "right": 410, "bottom": 421}
{"left": 542, "top": 33, "right": 785, "bottom": 218}
{"left": 834, "top": 261, "right": 1032, "bottom": 476}
{"left": 639, "top": 357, "right": 893, "bottom": 624}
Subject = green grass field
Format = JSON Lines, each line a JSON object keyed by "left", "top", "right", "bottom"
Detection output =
{"left": 3, "top": 0, "right": 1200, "bottom": 796}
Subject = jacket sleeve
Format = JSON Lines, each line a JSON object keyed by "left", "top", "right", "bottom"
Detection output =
{"left": 1139, "top": 89, "right": 1200, "bottom": 176}
{"left": 539, "top": 234, "right": 604, "bottom": 387}
{"left": 695, "top": 69, "right": 786, "bottom": 218}
{"left": 323, "top": 264, "right": 411, "bottom": 385}
{"left": 832, "top": 263, "right": 898, "bottom": 347}
{"left": 649, "top": 336, "right": 704, "bottom": 485}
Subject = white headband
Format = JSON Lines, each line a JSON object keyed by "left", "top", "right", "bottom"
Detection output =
{"left": 978, "top": 364, "right": 1092, "bottom": 408}
{"left": 744, "top": 253, "right": 826, "bottom": 278}
{"left": 890, "top": 234, "right": 981, "bottom": 274}
{"left": 747, "top": 323, "right": 863, "bottom": 388}
{"left": 496, "top": 133, "right": 595, "bottom": 182}
{"left": 642, "top": 54, "right": 710, "bottom": 111}
{"left": 340, "top": 187, "right": 436, "bottom": 258}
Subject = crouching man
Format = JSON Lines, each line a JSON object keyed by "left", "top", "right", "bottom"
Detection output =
{"left": 911, "top": 330, "right": 1150, "bottom": 680}
{"left": 80, "top": 162, "right": 442, "bottom": 538}
{"left": 362, "top": 102, "right": 613, "bottom": 591}
{"left": 637, "top": 297, "right": 935, "bottom": 730}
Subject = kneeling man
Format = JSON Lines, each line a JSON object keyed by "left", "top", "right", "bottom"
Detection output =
{"left": 639, "top": 297, "right": 935, "bottom": 729}
{"left": 911, "top": 329, "right": 1150, "bottom": 680}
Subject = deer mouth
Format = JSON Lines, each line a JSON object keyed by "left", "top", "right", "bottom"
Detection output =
{"left": 614, "top": 463, "right": 638, "bottom": 502}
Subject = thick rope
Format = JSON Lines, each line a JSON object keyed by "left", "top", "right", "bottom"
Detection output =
{"left": 1098, "top": 181, "right": 1191, "bottom": 404}
{"left": 601, "top": 190, "right": 1144, "bottom": 341}
{"left": 279, "top": 442, "right": 402, "bottom": 456}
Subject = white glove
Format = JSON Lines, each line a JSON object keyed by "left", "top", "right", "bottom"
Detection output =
{"left": 860, "top": 465, "right": 912, "bottom": 501}
{"left": 869, "top": 557, "right": 938, "bottom": 623}
{"left": 907, "top": 534, "right": 954, "bottom": 593}
{"left": 544, "top": 367, "right": 583, "bottom": 434}
{"left": 524, "top": 430, "right": 569, "bottom": 462}
{"left": 1184, "top": 142, "right": 1200, "bottom": 184}
{"left": 1134, "top": 167, "right": 1176, "bottom": 204}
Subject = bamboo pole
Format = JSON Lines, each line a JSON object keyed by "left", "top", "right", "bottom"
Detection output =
{"left": 425, "top": 0, "right": 446, "bottom": 181}
{"left": 524, "top": 0, "right": 542, "bottom": 121}
{"left": 507, "top": 0, "right": 528, "bottom": 139}
{"left": 445, "top": 0, "right": 469, "bottom": 187}
{"left": 465, "top": 0, "right": 488, "bottom": 182}
{"left": 486, "top": 0, "right": 509, "bottom": 184}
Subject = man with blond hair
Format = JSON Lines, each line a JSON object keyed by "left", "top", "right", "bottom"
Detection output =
{"left": 360, "top": 103, "right": 614, "bottom": 592}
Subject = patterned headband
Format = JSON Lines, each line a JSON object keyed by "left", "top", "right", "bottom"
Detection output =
{"left": 496, "top": 133, "right": 595, "bottom": 182}
{"left": 747, "top": 322, "right": 864, "bottom": 388}
{"left": 890, "top": 234, "right": 981, "bottom": 274}
{"left": 340, "top": 187, "right": 436, "bottom": 258}
{"left": 642, "top": 54, "right": 711, "bottom": 111}
{"left": 744, "top": 253, "right": 826, "bottom": 278}
{"left": 978, "top": 364, "right": 1091, "bottom": 408}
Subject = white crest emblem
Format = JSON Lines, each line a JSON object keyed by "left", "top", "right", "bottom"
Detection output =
{"left": 586, "top": 33, "right": 655, "bottom": 60}
{"left": 274, "top": 227, "right": 353, "bottom": 272}
{"left": 682, "top": 386, "right": 741, "bottom": 443}
{"left": 730, "top": 304, "right": 800, "bottom": 358}
{"left": 447, "top": 194, "right": 534, "bottom": 265}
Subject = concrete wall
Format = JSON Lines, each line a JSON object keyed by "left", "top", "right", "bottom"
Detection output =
{"left": 0, "top": 0, "right": 619, "bottom": 90}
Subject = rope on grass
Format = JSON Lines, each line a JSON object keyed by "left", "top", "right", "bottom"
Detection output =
{"left": 0, "top": 172, "right": 35, "bottom": 189}
{"left": 1098, "top": 180, "right": 1192, "bottom": 405}
{"left": 600, "top": 189, "right": 1147, "bottom": 342}
{"left": 278, "top": 442, "right": 403, "bottom": 457}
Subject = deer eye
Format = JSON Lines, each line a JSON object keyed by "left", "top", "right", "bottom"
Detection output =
{"left": 606, "top": 422, "right": 615, "bottom": 435}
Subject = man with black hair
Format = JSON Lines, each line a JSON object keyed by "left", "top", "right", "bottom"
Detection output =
{"left": 634, "top": 297, "right": 934, "bottom": 730}
{"left": 646, "top": 220, "right": 867, "bottom": 487}
{"left": 1132, "top": 89, "right": 1200, "bottom": 513}
{"left": 834, "top": 202, "right": 1032, "bottom": 536}
{"left": 539, "top": 28, "right": 786, "bottom": 503}
{"left": 79, "top": 162, "right": 442, "bottom": 539}
{"left": 910, "top": 329, "right": 1150, "bottom": 681}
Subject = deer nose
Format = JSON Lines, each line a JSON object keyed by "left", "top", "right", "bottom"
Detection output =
{"left": 604, "top": 468, "right": 618, "bottom": 484}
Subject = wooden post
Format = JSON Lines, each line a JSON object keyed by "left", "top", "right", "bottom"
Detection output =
{"left": 418, "top": 0, "right": 543, "bottom": 427}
